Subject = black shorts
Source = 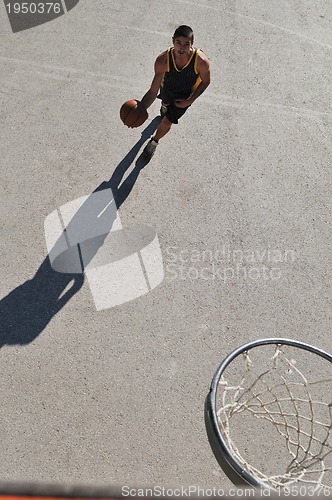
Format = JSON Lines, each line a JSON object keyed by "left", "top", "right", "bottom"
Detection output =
{"left": 158, "top": 87, "right": 191, "bottom": 124}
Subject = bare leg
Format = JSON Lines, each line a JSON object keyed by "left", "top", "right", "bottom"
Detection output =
{"left": 153, "top": 116, "right": 172, "bottom": 142}
{"left": 143, "top": 116, "right": 173, "bottom": 158}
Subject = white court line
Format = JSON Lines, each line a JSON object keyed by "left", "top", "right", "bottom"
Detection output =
{"left": 174, "top": 0, "right": 332, "bottom": 51}
{"left": 203, "top": 93, "right": 332, "bottom": 118}
{"left": 58, "top": 0, "right": 67, "bottom": 13}
{"left": 0, "top": 55, "right": 136, "bottom": 87}
{"left": 111, "top": 24, "right": 169, "bottom": 38}
{"left": 1, "top": 56, "right": 332, "bottom": 119}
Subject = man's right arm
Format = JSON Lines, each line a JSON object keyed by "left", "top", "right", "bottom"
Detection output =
{"left": 141, "top": 52, "right": 167, "bottom": 110}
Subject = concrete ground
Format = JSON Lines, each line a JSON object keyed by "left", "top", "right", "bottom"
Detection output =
{"left": 0, "top": 0, "right": 331, "bottom": 492}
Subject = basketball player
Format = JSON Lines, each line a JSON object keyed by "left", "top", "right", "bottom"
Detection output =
{"left": 141, "top": 25, "right": 211, "bottom": 158}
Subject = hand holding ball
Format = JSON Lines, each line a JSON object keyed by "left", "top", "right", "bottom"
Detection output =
{"left": 120, "top": 100, "right": 148, "bottom": 128}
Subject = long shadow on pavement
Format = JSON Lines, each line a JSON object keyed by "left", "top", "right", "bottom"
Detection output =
{"left": 0, "top": 117, "right": 161, "bottom": 349}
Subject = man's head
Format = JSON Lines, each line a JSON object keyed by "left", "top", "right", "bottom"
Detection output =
{"left": 172, "top": 25, "right": 194, "bottom": 57}
{"left": 173, "top": 25, "right": 194, "bottom": 43}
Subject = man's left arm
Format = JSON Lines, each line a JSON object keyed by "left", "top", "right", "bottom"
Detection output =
{"left": 175, "top": 54, "right": 211, "bottom": 108}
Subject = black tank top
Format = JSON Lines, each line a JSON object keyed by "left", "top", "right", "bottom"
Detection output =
{"left": 162, "top": 47, "right": 201, "bottom": 99}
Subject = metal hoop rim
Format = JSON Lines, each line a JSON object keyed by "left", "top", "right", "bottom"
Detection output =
{"left": 205, "top": 337, "right": 332, "bottom": 489}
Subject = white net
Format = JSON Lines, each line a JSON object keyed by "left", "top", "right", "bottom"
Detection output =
{"left": 217, "top": 344, "right": 332, "bottom": 492}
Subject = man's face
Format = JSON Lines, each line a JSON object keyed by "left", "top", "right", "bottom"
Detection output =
{"left": 173, "top": 36, "right": 193, "bottom": 58}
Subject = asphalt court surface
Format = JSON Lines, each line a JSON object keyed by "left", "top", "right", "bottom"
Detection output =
{"left": 0, "top": 0, "right": 332, "bottom": 490}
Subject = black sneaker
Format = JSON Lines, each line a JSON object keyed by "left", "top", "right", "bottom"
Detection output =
{"left": 143, "top": 138, "right": 158, "bottom": 158}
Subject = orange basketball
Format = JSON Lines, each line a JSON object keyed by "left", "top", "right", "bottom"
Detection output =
{"left": 120, "top": 99, "right": 148, "bottom": 128}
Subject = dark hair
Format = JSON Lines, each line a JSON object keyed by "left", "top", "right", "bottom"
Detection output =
{"left": 173, "top": 25, "right": 194, "bottom": 43}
